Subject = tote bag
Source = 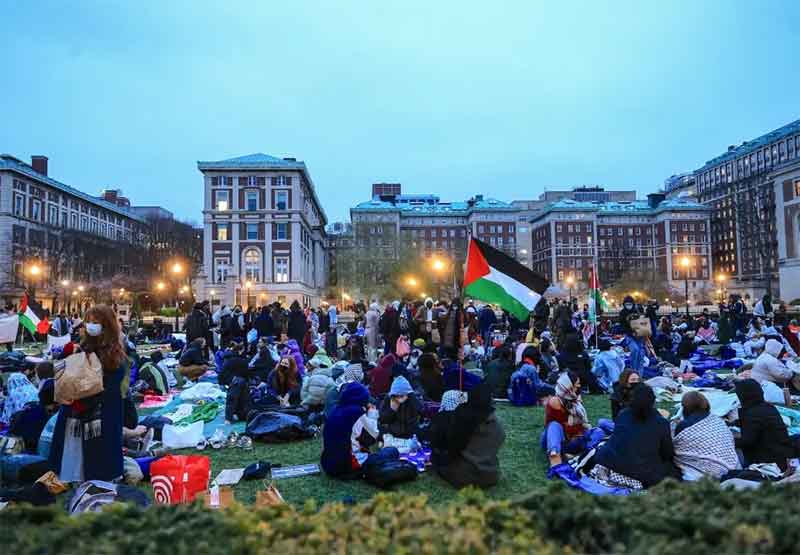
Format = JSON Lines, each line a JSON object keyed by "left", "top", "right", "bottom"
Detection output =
{"left": 55, "top": 352, "right": 104, "bottom": 404}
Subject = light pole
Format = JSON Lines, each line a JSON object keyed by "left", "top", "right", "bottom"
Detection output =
{"left": 244, "top": 280, "right": 252, "bottom": 309}
{"left": 60, "top": 279, "right": 70, "bottom": 314}
{"left": 680, "top": 256, "right": 691, "bottom": 317}
{"left": 565, "top": 275, "right": 574, "bottom": 302}
{"left": 717, "top": 273, "right": 727, "bottom": 303}
{"left": 170, "top": 262, "right": 184, "bottom": 332}
{"left": 209, "top": 289, "right": 216, "bottom": 308}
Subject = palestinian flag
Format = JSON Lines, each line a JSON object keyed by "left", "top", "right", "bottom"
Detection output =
{"left": 19, "top": 292, "right": 49, "bottom": 335}
{"left": 588, "top": 266, "right": 607, "bottom": 323}
{"left": 463, "top": 238, "right": 549, "bottom": 321}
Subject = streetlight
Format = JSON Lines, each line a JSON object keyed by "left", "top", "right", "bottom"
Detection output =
{"left": 680, "top": 256, "right": 691, "bottom": 317}
{"left": 565, "top": 275, "right": 574, "bottom": 301}
{"left": 209, "top": 289, "right": 216, "bottom": 307}
{"left": 244, "top": 281, "right": 252, "bottom": 309}
{"left": 407, "top": 277, "right": 418, "bottom": 288}
{"left": 717, "top": 273, "right": 727, "bottom": 302}
{"left": 156, "top": 282, "right": 165, "bottom": 291}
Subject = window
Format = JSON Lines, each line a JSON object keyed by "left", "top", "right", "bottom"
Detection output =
{"left": 246, "top": 191, "right": 258, "bottom": 211}
{"left": 60, "top": 212, "right": 67, "bottom": 228}
{"left": 246, "top": 223, "right": 258, "bottom": 240}
{"left": 243, "top": 249, "right": 261, "bottom": 282}
{"left": 13, "top": 194, "right": 25, "bottom": 217}
{"left": 30, "top": 199, "right": 41, "bottom": 220}
{"left": 556, "top": 224, "right": 562, "bottom": 232}
{"left": 90, "top": 219, "right": 98, "bottom": 234}
{"left": 274, "top": 257, "right": 289, "bottom": 282}
{"left": 248, "top": 175, "right": 258, "bottom": 187}
{"left": 216, "top": 223, "right": 229, "bottom": 241}
{"left": 794, "top": 179, "right": 800, "bottom": 199}
{"left": 80, "top": 216, "right": 88, "bottom": 231}
{"left": 215, "top": 190, "right": 230, "bottom": 211}
{"left": 48, "top": 205, "right": 58, "bottom": 224}
{"left": 70, "top": 213, "right": 78, "bottom": 228}
{"left": 276, "top": 223, "right": 288, "bottom": 240}
{"left": 214, "top": 258, "right": 230, "bottom": 283}
{"left": 275, "top": 190, "right": 288, "bottom": 210}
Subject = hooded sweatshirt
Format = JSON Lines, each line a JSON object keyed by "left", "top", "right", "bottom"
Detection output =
{"left": 735, "top": 379, "right": 796, "bottom": 471}
{"left": 751, "top": 339, "right": 793, "bottom": 385}
{"left": 321, "top": 382, "right": 378, "bottom": 476}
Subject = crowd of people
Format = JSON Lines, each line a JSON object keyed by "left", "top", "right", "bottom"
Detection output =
{"left": 1, "top": 290, "right": 799, "bottom": 499}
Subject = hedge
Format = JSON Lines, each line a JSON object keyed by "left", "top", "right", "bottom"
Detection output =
{"left": 5, "top": 481, "right": 800, "bottom": 555}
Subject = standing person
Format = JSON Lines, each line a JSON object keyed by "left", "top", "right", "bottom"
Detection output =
{"left": 183, "top": 303, "right": 209, "bottom": 344}
{"left": 618, "top": 295, "right": 641, "bottom": 335}
{"left": 441, "top": 299, "right": 465, "bottom": 357}
{"left": 271, "top": 302, "right": 287, "bottom": 340}
{"left": 49, "top": 310, "right": 72, "bottom": 339}
{"left": 752, "top": 294, "right": 773, "bottom": 319}
{"left": 49, "top": 305, "right": 128, "bottom": 482}
{"left": 253, "top": 305, "right": 275, "bottom": 340}
{"left": 478, "top": 304, "right": 497, "bottom": 349}
{"left": 287, "top": 300, "right": 306, "bottom": 346}
{"left": 365, "top": 302, "right": 381, "bottom": 362}
{"left": 414, "top": 298, "right": 437, "bottom": 344}
{"left": 380, "top": 302, "right": 401, "bottom": 355}
{"left": 732, "top": 295, "right": 747, "bottom": 334}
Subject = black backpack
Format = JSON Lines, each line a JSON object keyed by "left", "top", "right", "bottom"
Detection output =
{"left": 363, "top": 460, "right": 418, "bottom": 489}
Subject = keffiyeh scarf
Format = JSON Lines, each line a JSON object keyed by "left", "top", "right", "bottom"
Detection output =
{"left": 439, "top": 390, "right": 468, "bottom": 412}
{"left": 1, "top": 373, "right": 39, "bottom": 425}
{"left": 555, "top": 373, "right": 588, "bottom": 427}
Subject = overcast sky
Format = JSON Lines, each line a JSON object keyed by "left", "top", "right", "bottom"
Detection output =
{"left": 2, "top": 1, "right": 798, "bottom": 224}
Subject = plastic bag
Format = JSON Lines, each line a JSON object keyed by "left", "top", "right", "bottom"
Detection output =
{"left": 162, "top": 420, "right": 204, "bottom": 449}
{"left": 150, "top": 455, "right": 210, "bottom": 505}
{"left": 396, "top": 336, "right": 410, "bottom": 358}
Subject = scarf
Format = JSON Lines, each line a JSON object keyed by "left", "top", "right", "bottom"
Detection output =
{"left": 439, "top": 390, "right": 468, "bottom": 412}
{"left": 555, "top": 373, "right": 588, "bottom": 427}
{"left": 1, "top": 373, "right": 39, "bottom": 425}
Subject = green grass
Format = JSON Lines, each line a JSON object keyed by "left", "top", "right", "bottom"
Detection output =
{"left": 154, "top": 395, "right": 613, "bottom": 507}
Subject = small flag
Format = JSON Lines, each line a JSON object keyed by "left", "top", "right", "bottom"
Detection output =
{"left": 19, "top": 292, "right": 49, "bottom": 335}
{"left": 463, "top": 238, "right": 549, "bottom": 321}
{"left": 588, "top": 266, "right": 607, "bottom": 323}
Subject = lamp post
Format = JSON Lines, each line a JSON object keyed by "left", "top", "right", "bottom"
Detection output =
{"left": 26, "top": 263, "right": 43, "bottom": 297}
{"left": 565, "top": 275, "right": 574, "bottom": 302}
{"left": 244, "top": 280, "right": 252, "bottom": 309}
{"left": 77, "top": 285, "right": 85, "bottom": 316}
{"left": 717, "top": 273, "right": 727, "bottom": 303}
{"left": 170, "top": 262, "right": 184, "bottom": 332}
{"left": 209, "top": 289, "right": 216, "bottom": 308}
{"left": 431, "top": 257, "right": 457, "bottom": 300}
{"left": 680, "top": 256, "right": 691, "bottom": 317}
{"left": 60, "top": 279, "right": 70, "bottom": 314}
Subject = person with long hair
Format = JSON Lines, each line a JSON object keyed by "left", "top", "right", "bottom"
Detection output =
{"left": 609, "top": 369, "right": 641, "bottom": 418}
{"left": 593, "top": 384, "right": 679, "bottom": 489}
{"left": 49, "top": 305, "right": 128, "bottom": 482}
{"left": 268, "top": 356, "right": 301, "bottom": 407}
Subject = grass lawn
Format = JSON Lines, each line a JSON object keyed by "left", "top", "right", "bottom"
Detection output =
{"left": 150, "top": 395, "right": 613, "bottom": 507}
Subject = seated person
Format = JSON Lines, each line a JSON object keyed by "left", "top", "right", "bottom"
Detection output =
{"left": 217, "top": 342, "right": 249, "bottom": 386}
{"left": 431, "top": 384, "right": 505, "bottom": 489}
{"left": 248, "top": 338, "right": 276, "bottom": 383}
{"left": 557, "top": 333, "right": 601, "bottom": 393}
{"left": 591, "top": 339, "right": 624, "bottom": 393}
{"left": 178, "top": 338, "right": 211, "bottom": 380}
{"left": 378, "top": 376, "right": 420, "bottom": 438}
{"left": 652, "top": 317, "right": 674, "bottom": 360}
{"left": 441, "top": 348, "right": 482, "bottom": 392}
{"left": 750, "top": 339, "right": 794, "bottom": 386}
{"left": 325, "top": 363, "right": 364, "bottom": 419}
{"left": 695, "top": 318, "right": 717, "bottom": 344}
{"left": 321, "top": 382, "right": 397, "bottom": 479}
{"left": 1, "top": 373, "right": 39, "bottom": 426}
{"left": 610, "top": 369, "right": 640, "bottom": 418}
{"left": 743, "top": 318, "right": 766, "bottom": 357}
{"left": 734, "top": 379, "right": 797, "bottom": 472}
{"left": 267, "top": 356, "right": 301, "bottom": 407}
{"left": 301, "top": 361, "right": 336, "bottom": 410}
{"left": 594, "top": 384, "right": 679, "bottom": 489}
{"left": 418, "top": 352, "right": 445, "bottom": 402}
{"left": 35, "top": 361, "right": 55, "bottom": 390}
{"left": 483, "top": 346, "right": 515, "bottom": 399}
{"left": 672, "top": 391, "right": 739, "bottom": 480}
{"left": 538, "top": 338, "right": 559, "bottom": 382}
{"left": 509, "top": 346, "right": 555, "bottom": 399}
{"left": 369, "top": 353, "right": 396, "bottom": 398}
{"left": 541, "top": 372, "right": 592, "bottom": 467}
{"left": 676, "top": 332, "right": 696, "bottom": 375}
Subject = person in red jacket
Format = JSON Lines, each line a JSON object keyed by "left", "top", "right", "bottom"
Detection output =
{"left": 369, "top": 353, "right": 396, "bottom": 398}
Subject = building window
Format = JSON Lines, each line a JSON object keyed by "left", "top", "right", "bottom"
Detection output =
{"left": 794, "top": 179, "right": 800, "bottom": 199}
{"left": 13, "top": 194, "right": 25, "bottom": 217}
{"left": 275, "top": 190, "right": 288, "bottom": 210}
{"left": 276, "top": 222, "right": 288, "bottom": 240}
{"left": 214, "top": 258, "right": 230, "bottom": 283}
{"left": 246, "top": 191, "right": 258, "bottom": 211}
{"left": 216, "top": 223, "right": 229, "bottom": 241}
{"left": 215, "top": 190, "right": 230, "bottom": 211}
{"left": 274, "top": 257, "right": 289, "bottom": 283}
{"left": 243, "top": 248, "right": 261, "bottom": 282}
{"left": 80, "top": 216, "right": 88, "bottom": 231}
{"left": 90, "top": 219, "right": 98, "bottom": 234}
{"left": 60, "top": 212, "right": 67, "bottom": 227}
{"left": 246, "top": 223, "right": 258, "bottom": 239}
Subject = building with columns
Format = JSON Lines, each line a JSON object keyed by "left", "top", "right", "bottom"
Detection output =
{"left": 529, "top": 194, "right": 714, "bottom": 302}
{"left": 772, "top": 159, "right": 800, "bottom": 302}
{"left": 195, "top": 154, "right": 328, "bottom": 308}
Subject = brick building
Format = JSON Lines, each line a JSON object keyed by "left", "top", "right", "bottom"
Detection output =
{"left": 529, "top": 194, "right": 713, "bottom": 301}
{"left": 195, "top": 154, "right": 328, "bottom": 308}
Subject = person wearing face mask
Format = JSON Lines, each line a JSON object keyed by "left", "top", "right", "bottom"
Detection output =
{"left": 378, "top": 376, "right": 420, "bottom": 438}
{"left": 610, "top": 369, "right": 641, "bottom": 418}
{"left": 618, "top": 295, "right": 641, "bottom": 335}
{"left": 49, "top": 305, "right": 128, "bottom": 482}
{"left": 414, "top": 297, "right": 437, "bottom": 344}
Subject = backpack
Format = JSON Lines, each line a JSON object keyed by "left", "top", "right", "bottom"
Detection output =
{"left": 139, "top": 362, "right": 170, "bottom": 395}
{"left": 509, "top": 374, "right": 537, "bottom": 406}
{"left": 363, "top": 460, "right": 418, "bottom": 489}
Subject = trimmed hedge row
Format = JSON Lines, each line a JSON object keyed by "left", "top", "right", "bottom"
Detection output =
{"left": 5, "top": 481, "right": 800, "bottom": 555}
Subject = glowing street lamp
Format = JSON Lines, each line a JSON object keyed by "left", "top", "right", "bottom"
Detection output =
{"left": 172, "top": 262, "right": 183, "bottom": 275}
{"left": 28, "top": 264, "right": 41, "bottom": 276}
{"left": 407, "top": 276, "right": 418, "bottom": 288}
{"left": 209, "top": 289, "right": 216, "bottom": 306}
{"left": 565, "top": 275, "right": 575, "bottom": 300}
{"left": 680, "top": 256, "right": 691, "bottom": 316}
{"left": 156, "top": 282, "right": 165, "bottom": 291}
{"left": 61, "top": 280, "right": 70, "bottom": 287}
{"left": 77, "top": 285, "right": 85, "bottom": 292}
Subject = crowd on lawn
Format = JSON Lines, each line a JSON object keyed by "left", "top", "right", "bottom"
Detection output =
{"left": 1, "top": 291, "right": 800, "bottom": 503}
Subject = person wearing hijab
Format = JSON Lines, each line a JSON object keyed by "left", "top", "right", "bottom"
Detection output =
{"left": 1, "top": 373, "right": 39, "bottom": 425}
{"left": 542, "top": 372, "right": 591, "bottom": 466}
{"left": 591, "top": 339, "right": 625, "bottom": 393}
{"left": 430, "top": 384, "right": 505, "bottom": 489}
{"left": 734, "top": 379, "right": 797, "bottom": 471}
{"left": 593, "top": 384, "right": 679, "bottom": 488}
{"left": 750, "top": 338, "right": 794, "bottom": 386}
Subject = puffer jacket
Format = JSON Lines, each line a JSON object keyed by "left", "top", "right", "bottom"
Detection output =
{"left": 301, "top": 367, "right": 336, "bottom": 407}
{"left": 751, "top": 339, "right": 793, "bottom": 385}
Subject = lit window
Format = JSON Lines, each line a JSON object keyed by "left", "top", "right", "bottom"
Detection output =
{"left": 215, "top": 190, "right": 230, "bottom": 211}
{"left": 217, "top": 223, "right": 229, "bottom": 241}
{"left": 243, "top": 249, "right": 261, "bottom": 282}
{"left": 274, "top": 257, "right": 289, "bottom": 282}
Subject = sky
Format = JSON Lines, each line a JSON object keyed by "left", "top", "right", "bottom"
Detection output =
{"left": 1, "top": 1, "right": 798, "bottom": 225}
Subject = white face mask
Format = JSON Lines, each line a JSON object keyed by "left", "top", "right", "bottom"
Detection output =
{"left": 86, "top": 322, "right": 103, "bottom": 337}
{"left": 624, "top": 304, "right": 633, "bottom": 310}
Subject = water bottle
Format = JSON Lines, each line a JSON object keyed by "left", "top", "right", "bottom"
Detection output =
{"left": 410, "top": 434, "right": 420, "bottom": 455}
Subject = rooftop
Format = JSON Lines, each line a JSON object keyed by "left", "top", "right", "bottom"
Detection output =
{"left": 697, "top": 119, "right": 800, "bottom": 172}
{"left": 352, "top": 194, "right": 515, "bottom": 215}
{"left": 533, "top": 198, "right": 709, "bottom": 221}
{"left": 0, "top": 154, "right": 148, "bottom": 223}
{"left": 197, "top": 153, "right": 307, "bottom": 170}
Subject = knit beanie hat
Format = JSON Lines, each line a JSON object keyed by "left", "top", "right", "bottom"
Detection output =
{"left": 388, "top": 376, "right": 413, "bottom": 397}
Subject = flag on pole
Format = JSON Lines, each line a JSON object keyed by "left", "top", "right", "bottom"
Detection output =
{"left": 19, "top": 292, "right": 49, "bottom": 335}
{"left": 463, "top": 238, "right": 549, "bottom": 321}
{"left": 588, "top": 266, "right": 607, "bottom": 323}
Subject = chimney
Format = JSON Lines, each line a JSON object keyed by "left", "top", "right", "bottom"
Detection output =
{"left": 283, "top": 157, "right": 297, "bottom": 162}
{"left": 647, "top": 192, "right": 666, "bottom": 208}
{"left": 31, "top": 155, "right": 48, "bottom": 176}
{"left": 475, "top": 194, "right": 484, "bottom": 202}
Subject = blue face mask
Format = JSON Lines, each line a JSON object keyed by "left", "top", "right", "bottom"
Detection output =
{"left": 86, "top": 322, "right": 103, "bottom": 337}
